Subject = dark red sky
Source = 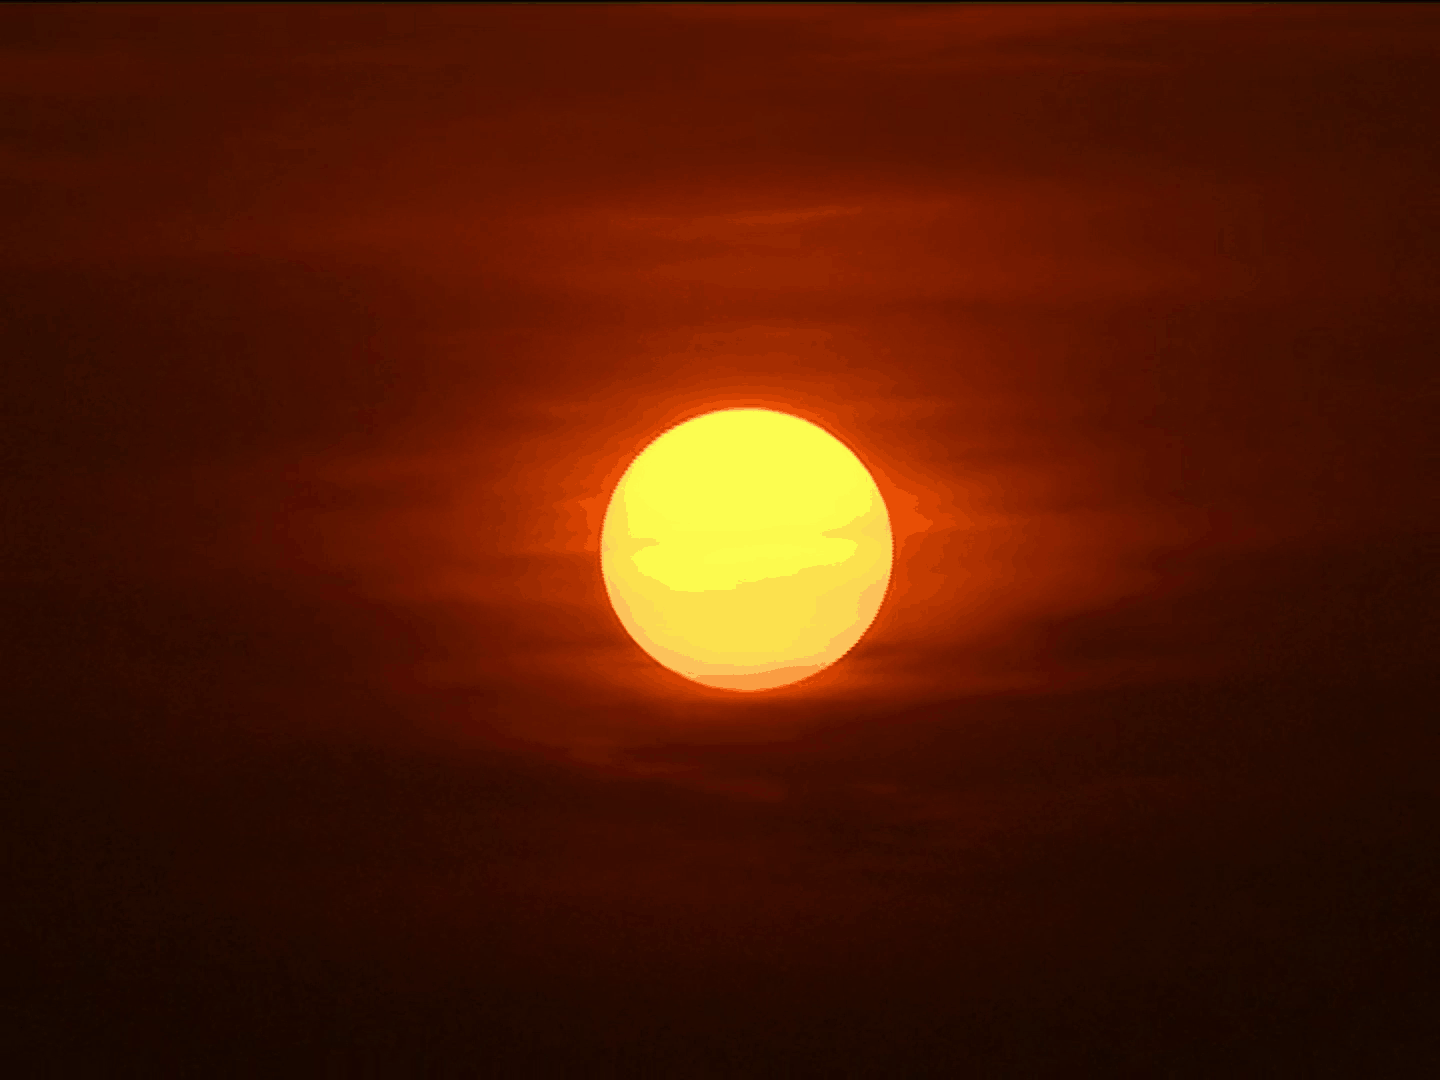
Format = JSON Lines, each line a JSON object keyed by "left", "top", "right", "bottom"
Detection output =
{"left": 8, "top": 5, "right": 1438, "bottom": 1073}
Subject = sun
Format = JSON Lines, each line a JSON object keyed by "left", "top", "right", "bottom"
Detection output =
{"left": 601, "top": 408, "right": 892, "bottom": 691}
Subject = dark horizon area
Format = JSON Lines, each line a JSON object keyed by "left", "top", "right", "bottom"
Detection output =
{"left": 7, "top": 4, "right": 1438, "bottom": 1073}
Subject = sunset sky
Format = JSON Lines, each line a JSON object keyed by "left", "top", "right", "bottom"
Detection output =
{"left": 9, "top": 5, "right": 1438, "bottom": 1073}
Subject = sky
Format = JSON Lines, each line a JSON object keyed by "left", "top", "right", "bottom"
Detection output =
{"left": 8, "top": 4, "right": 1438, "bottom": 1073}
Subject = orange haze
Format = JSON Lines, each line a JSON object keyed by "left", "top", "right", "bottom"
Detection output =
{"left": 8, "top": 5, "right": 1438, "bottom": 1073}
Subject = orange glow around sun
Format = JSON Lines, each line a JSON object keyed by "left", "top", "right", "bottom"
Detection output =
{"left": 601, "top": 408, "right": 893, "bottom": 691}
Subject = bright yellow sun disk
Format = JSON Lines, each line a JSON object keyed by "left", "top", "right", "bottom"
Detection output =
{"left": 601, "top": 408, "right": 892, "bottom": 691}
